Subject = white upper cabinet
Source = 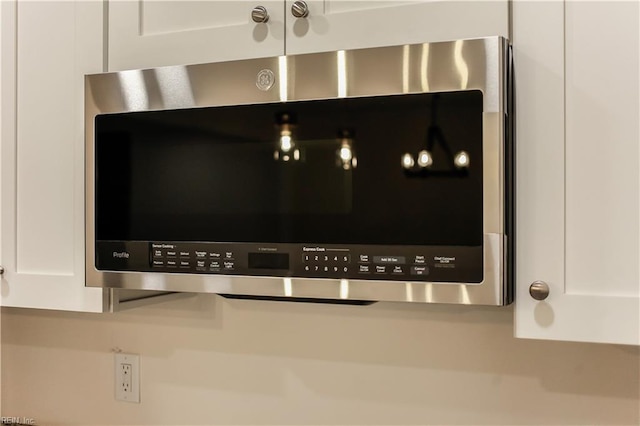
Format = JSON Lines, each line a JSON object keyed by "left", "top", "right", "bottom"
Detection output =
{"left": 1, "top": 1, "right": 106, "bottom": 311}
{"left": 108, "top": 1, "right": 286, "bottom": 71}
{"left": 514, "top": 1, "right": 640, "bottom": 345}
{"left": 107, "top": 0, "right": 509, "bottom": 71}
{"left": 0, "top": 1, "right": 187, "bottom": 312}
{"left": 285, "top": 0, "right": 508, "bottom": 54}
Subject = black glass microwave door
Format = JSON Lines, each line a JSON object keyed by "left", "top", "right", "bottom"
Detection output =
{"left": 95, "top": 91, "right": 483, "bottom": 247}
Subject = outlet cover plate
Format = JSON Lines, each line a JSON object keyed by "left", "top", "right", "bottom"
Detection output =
{"left": 115, "top": 353, "right": 140, "bottom": 403}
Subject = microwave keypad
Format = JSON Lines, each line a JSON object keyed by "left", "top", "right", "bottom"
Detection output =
{"left": 96, "top": 240, "right": 482, "bottom": 283}
{"left": 148, "top": 243, "right": 434, "bottom": 279}
{"left": 152, "top": 244, "right": 236, "bottom": 272}
{"left": 302, "top": 253, "right": 351, "bottom": 275}
{"left": 357, "top": 255, "right": 428, "bottom": 276}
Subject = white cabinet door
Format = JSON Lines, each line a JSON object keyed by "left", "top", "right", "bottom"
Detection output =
{"left": 514, "top": 1, "right": 640, "bottom": 345}
{"left": 108, "top": 0, "right": 286, "bottom": 71}
{"left": 0, "top": 1, "right": 106, "bottom": 312}
{"left": 285, "top": 0, "right": 509, "bottom": 54}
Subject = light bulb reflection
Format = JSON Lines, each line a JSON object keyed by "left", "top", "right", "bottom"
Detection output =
{"left": 280, "top": 133, "right": 292, "bottom": 152}
{"left": 402, "top": 153, "right": 415, "bottom": 169}
{"left": 417, "top": 150, "right": 433, "bottom": 168}
{"left": 454, "top": 151, "right": 469, "bottom": 168}
{"left": 274, "top": 112, "right": 299, "bottom": 162}
{"left": 340, "top": 146, "right": 352, "bottom": 161}
{"left": 337, "top": 131, "right": 356, "bottom": 170}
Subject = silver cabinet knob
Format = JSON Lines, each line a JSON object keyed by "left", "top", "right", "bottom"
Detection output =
{"left": 291, "top": 1, "right": 309, "bottom": 18}
{"left": 251, "top": 6, "right": 269, "bottom": 23}
{"left": 529, "top": 281, "right": 550, "bottom": 301}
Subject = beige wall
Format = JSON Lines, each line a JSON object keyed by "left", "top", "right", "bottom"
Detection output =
{"left": 2, "top": 295, "right": 639, "bottom": 425}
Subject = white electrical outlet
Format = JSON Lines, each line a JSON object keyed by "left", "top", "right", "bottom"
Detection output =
{"left": 115, "top": 353, "right": 140, "bottom": 403}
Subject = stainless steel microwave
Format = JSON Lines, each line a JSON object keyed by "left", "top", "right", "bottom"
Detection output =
{"left": 85, "top": 36, "right": 513, "bottom": 306}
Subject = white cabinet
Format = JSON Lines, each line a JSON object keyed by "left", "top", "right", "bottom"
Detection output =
{"left": 514, "top": 1, "right": 640, "bottom": 345}
{"left": 285, "top": 0, "right": 508, "bottom": 54}
{"left": 0, "top": 1, "right": 190, "bottom": 312}
{"left": 108, "top": 1, "right": 286, "bottom": 70}
{"left": 0, "top": 0, "right": 106, "bottom": 311}
{"left": 107, "top": 0, "right": 509, "bottom": 71}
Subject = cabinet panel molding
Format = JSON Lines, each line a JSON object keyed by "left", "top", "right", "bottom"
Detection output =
{"left": 285, "top": 0, "right": 509, "bottom": 55}
{"left": 108, "top": 1, "right": 285, "bottom": 71}
{"left": 1, "top": 0, "right": 105, "bottom": 311}
{"left": 514, "top": 0, "right": 640, "bottom": 345}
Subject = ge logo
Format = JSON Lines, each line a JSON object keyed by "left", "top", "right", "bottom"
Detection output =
{"left": 256, "top": 69, "right": 275, "bottom": 91}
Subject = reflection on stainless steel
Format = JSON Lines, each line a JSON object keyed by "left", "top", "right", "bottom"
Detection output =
{"left": 141, "top": 273, "right": 167, "bottom": 289}
{"left": 154, "top": 66, "right": 195, "bottom": 109}
{"left": 339, "top": 279, "right": 349, "bottom": 299}
{"left": 117, "top": 70, "right": 148, "bottom": 111}
{"left": 420, "top": 43, "right": 430, "bottom": 92}
{"left": 86, "top": 37, "right": 511, "bottom": 306}
{"left": 402, "top": 45, "right": 410, "bottom": 93}
{"left": 278, "top": 55, "right": 287, "bottom": 102}
{"left": 425, "top": 283, "right": 434, "bottom": 303}
{"left": 337, "top": 50, "right": 347, "bottom": 98}
{"left": 460, "top": 285, "right": 471, "bottom": 305}
{"left": 283, "top": 277, "right": 293, "bottom": 297}
{"left": 405, "top": 282, "right": 414, "bottom": 302}
{"left": 88, "top": 38, "right": 503, "bottom": 112}
{"left": 454, "top": 40, "right": 469, "bottom": 89}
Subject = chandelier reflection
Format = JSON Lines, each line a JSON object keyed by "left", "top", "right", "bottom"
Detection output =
{"left": 416, "top": 149, "right": 433, "bottom": 168}
{"left": 454, "top": 150, "right": 470, "bottom": 168}
{"left": 273, "top": 112, "right": 301, "bottom": 162}
{"left": 401, "top": 94, "right": 470, "bottom": 175}
{"left": 337, "top": 129, "right": 357, "bottom": 170}
{"left": 401, "top": 152, "right": 415, "bottom": 169}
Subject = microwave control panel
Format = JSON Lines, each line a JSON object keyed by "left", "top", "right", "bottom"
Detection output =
{"left": 96, "top": 241, "right": 483, "bottom": 283}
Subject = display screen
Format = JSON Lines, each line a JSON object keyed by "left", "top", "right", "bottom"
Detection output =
{"left": 95, "top": 91, "right": 483, "bottom": 246}
{"left": 248, "top": 252, "right": 290, "bottom": 270}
